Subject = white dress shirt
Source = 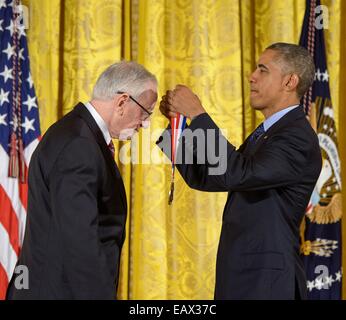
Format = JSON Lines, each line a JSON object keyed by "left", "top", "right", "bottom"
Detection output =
{"left": 84, "top": 101, "right": 112, "bottom": 145}
{"left": 263, "top": 104, "right": 300, "bottom": 132}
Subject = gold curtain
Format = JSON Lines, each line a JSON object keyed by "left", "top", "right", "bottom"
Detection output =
{"left": 22, "top": 0, "right": 345, "bottom": 299}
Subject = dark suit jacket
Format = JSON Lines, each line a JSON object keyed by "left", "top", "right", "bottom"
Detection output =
{"left": 7, "top": 103, "right": 127, "bottom": 300}
{"left": 158, "top": 106, "right": 322, "bottom": 300}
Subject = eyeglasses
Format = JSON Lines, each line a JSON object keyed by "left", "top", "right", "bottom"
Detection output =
{"left": 116, "top": 91, "right": 152, "bottom": 119}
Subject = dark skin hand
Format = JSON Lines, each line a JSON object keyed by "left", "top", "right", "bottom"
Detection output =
{"left": 159, "top": 85, "right": 206, "bottom": 120}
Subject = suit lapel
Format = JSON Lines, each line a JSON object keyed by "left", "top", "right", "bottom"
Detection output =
{"left": 226, "top": 106, "right": 305, "bottom": 202}
{"left": 249, "top": 106, "right": 306, "bottom": 155}
{"left": 73, "top": 103, "right": 127, "bottom": 208}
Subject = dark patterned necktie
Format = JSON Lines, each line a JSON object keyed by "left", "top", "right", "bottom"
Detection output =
{"left": 108, "top": 140, "right": 115, "bottom": 158}
{"left": 249, "top": 123, "right": 265, "bottom": 144}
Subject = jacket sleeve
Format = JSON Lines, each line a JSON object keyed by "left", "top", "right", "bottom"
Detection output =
{"left": 157, "top": 113, "right": 317, "bottom": 192}
{"left": 48, "top": 137, "right": 115, "bottom": 299}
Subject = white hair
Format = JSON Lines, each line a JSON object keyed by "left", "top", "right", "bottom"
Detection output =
{"left": 92, "top": 61, "right": 157, "bottom": 100}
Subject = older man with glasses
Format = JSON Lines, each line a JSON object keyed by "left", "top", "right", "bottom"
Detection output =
{"left": 7, "top": 61, "right": 157, "bottom": 300}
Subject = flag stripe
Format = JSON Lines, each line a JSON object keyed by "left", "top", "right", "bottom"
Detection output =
{"left": 0, "top": 185, "right": 20, "bottom": 255}
{"left": 0, "top": 222, "right": 18, "bottom": 283}
{"left": 0, "top": 146, "right": 27, "bottom": 244}
{"left": 0, "top": 263, "right": 9, "bottom": 300}
{"left": 18, "top": 180, "right": 28, "bottom": 215}
{"left": 24, "top": 138, "right": 39, "bottom": 167}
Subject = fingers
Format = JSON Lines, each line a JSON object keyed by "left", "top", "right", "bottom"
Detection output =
{"left": 159, "top": 94, "right": 177, "bottom": 119}
{"left": 159, "top": 86, "right": 192, "bottom": 119}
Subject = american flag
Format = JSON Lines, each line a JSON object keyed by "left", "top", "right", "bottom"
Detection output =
{"left": 299, "top": 0, "right": 342, "bottom": 299}
{"left": 0, "top": 0, "right": 40, "bottom": 299}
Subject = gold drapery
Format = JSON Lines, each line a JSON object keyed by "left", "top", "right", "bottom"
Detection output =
{"left": 22, "top": 0, "right": 345, "bottom": 299}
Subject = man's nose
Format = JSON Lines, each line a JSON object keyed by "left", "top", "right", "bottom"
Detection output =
{"left": 249, "top": 72, "right": 256, "bottom": 83}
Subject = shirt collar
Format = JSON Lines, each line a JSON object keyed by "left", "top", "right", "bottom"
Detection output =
{"left": 84, "top": 102, "right": 112, "bottom": 145}
{"left": 263, "top": 104, "right": 300, "bottom": 132}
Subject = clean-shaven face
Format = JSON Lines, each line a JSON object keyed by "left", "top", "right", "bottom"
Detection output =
{"left": 249, "top": 50, "right": 288, "bottom": 113}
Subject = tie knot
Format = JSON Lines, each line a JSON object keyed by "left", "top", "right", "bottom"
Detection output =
{"left": 108, "top": 140, "right": 115, "bottom": 158}
{"left": 250, "top": 123, "right": 265, "bottom": 143}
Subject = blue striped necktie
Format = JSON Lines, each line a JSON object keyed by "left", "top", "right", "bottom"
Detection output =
{"left": 250, "top": 123, "right": 265, "bottom": 144}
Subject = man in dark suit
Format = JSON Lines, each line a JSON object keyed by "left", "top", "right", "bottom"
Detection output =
{"left": 158, "top": 43, "right": 322, "bottom": 299}
{"left": 7, "top": 61, "right": 157, "bottom": 299}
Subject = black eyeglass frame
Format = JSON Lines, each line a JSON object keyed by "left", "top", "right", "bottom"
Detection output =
{"left": 116, "top": 91, "right": 153, "bottom": 118}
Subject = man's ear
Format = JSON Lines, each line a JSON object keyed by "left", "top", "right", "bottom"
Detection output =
{"left": 114, "top": 94, "right": 128, "bottom": 116}
{"left": 285, "top": 74, "right": 299, "bottom": 91}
